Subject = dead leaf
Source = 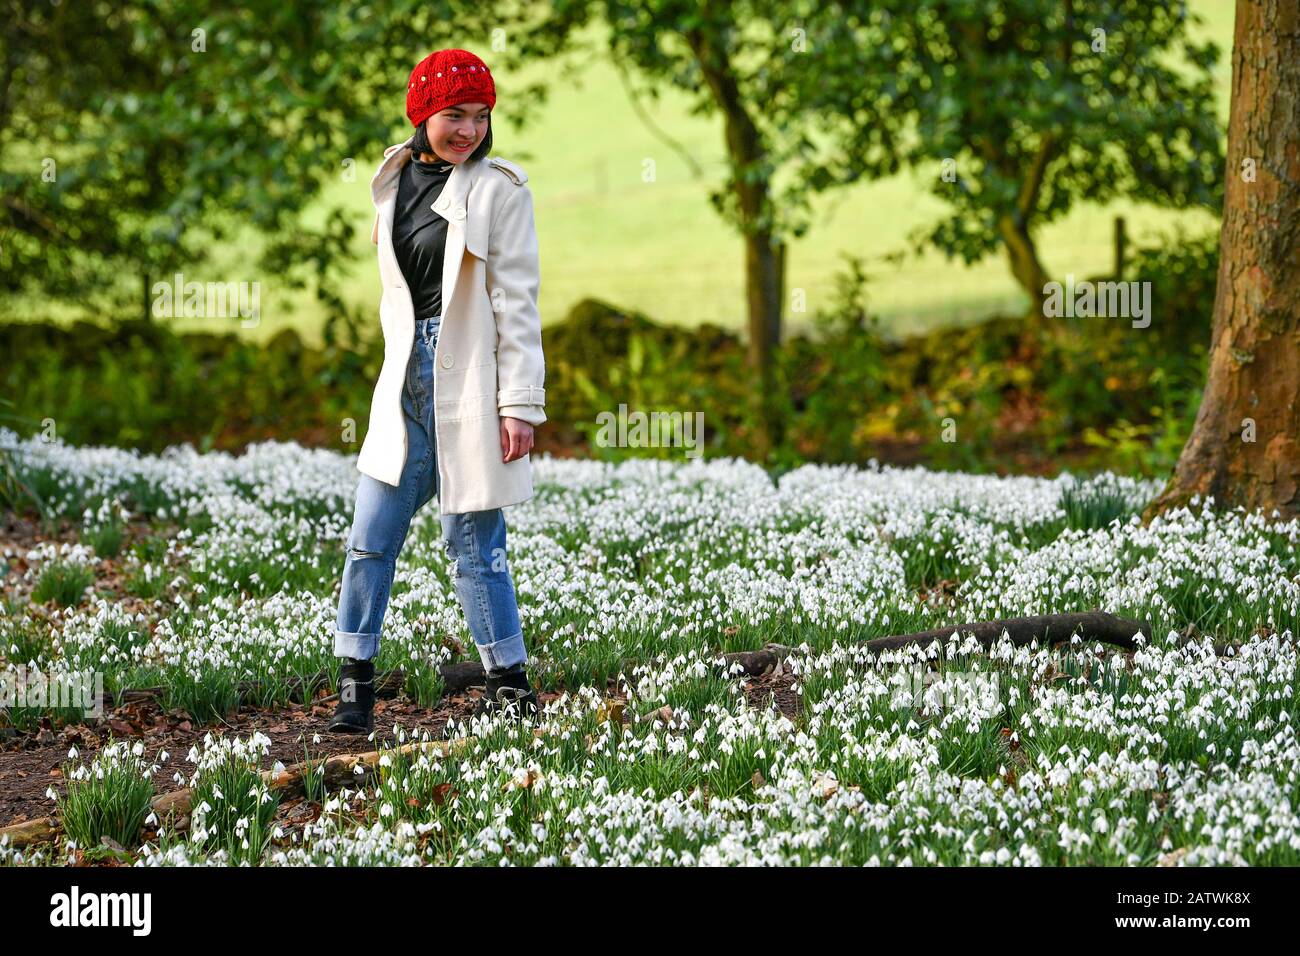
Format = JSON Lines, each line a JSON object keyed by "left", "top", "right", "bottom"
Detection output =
{"left": 287, "top": 802, "right": 319, "bottom": 825}
{"left": 596, "top": 699, "right": 625, "bottom": 725}
{"left": 1157, "top": 847, "right": 1188, "bottom": 867}
{"left": 431, "top": 783, "right": 456, "bottom": 806}
{"left": 503, "top": 768, "right": 540, "bottom": 792}
{"left": 811, "top": 771, "right": 838, "bottom": 799}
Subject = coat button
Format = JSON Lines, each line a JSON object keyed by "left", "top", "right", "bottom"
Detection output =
{"left": 441, "top": 353, "right": 454, "bottom": 368}
{"left": 453, "top": 208, "right": 465, "bottom": 220}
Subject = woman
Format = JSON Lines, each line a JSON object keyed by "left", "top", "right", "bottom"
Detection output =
{"left": 329, "top": 48, "right": 546, "bottom": 734}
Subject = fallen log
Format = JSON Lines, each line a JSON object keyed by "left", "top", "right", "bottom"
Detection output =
{"left": 438, "top": 661, "right": 489, "bottom": 693}
{"left": 105, "top": 669, "right": 409, "bottom": 708}
{"left": 148, "top": 731, "right": 505, "bottom": 820}
{"left": 716, "top": 645, "right": 795, "bottom": 676}
{"left": 862, "top": 611, "right": 1151, "bottom": 654}
{"left": 111, "top": 659, "right": 639, "bottom": 701}
{"left": 93, "top": 613, "right": 1164, "bottom": 712}
{"left": 451, "top": 651, "right": 798, "bottom": 689}
{"left": 709, "top": 614, "right": 1149, "bottom": 678}
{"left": 0, "top": 816, "right": 57, "bottom": 851}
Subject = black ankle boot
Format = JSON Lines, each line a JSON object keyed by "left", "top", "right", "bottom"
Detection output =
{"left": 328, "top": 657, "right": 375, "bottom": 734}
{"left": 472, "top": 664, "right": 540, "bottom": 721}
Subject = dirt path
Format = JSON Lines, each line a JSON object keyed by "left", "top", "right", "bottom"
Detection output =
{"left": 0, "top": 690, "right": 476, "bottom": 829}
{"left": 2, "top": 669, "right": 802, "bottom": 831}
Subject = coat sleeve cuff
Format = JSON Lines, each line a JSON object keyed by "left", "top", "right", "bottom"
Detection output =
{"left": 499, "top": 386, "right": 546, "bottom": 426}
{"left": 498, "top": 385, "right": 545, "bottom": 407}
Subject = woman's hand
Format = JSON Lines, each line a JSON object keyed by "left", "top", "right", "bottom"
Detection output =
{"left": 500, "top": 416, "right": 535, "bottom": 463}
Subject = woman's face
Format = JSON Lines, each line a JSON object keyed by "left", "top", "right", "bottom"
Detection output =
{"left": 424, "top": 102, "right": 490, "bottom": 163}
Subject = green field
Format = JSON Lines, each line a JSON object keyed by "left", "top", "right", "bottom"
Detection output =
{"left": 11, "top": 1, "right": 1233, "bottom": 345}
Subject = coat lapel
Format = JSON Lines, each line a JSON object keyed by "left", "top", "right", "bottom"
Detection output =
{"left": 371, "top": 137, "right": 487, "bottom": 318}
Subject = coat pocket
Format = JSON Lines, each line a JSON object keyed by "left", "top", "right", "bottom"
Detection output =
{"left": 435, "top": 360, "right": 498, "bottom": 421}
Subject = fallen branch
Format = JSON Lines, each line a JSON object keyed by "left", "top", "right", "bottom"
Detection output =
{"left": 105, "top": 669, "right": 409, "bottom": 708}
{"left": 716, "top": 645, "right": 795, "bottom": 676}
{"left": 0, "top": 816, "right": 57, "bottom": 850}
{"left": 862, "top": 611, "right": 1150, "bottom": 654}
{"left": 708, "top": 614, "right": 1148, "bottom": 679}
{"left": 96, "top": 613, "right": 1161, "bottom": 712}
{"left": 1, "top": 727, "right": 549, "bottom": 851}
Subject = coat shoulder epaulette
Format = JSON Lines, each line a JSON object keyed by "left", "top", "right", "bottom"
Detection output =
{"left": 487, "top": 156, "right": 528, "bottom": 185}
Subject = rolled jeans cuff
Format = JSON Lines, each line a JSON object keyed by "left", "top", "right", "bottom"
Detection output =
{"left": 335, "top": 629, "right": 380, "bottom": 661}
{"left": 477, "top": 630, "right": 528, "bottom": 676}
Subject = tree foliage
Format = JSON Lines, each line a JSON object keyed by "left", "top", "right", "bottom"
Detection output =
{"left": 0, "top": 0, "right": 574, "bottom": 314}
{"left": 871, "top": 0, "right": 1224, "bottom": 296}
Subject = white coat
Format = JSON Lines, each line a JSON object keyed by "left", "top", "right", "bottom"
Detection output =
{"left": 355, "top": 134, "right": 547, "bottom": 514}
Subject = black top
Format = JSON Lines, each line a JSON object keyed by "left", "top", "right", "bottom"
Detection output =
{"left": 392, "top": 154, "right": 454, "bottom": 320}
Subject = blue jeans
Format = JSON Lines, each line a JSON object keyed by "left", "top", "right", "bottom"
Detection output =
{"left": 334, "top": 314, "right": 529, "bottom": 675}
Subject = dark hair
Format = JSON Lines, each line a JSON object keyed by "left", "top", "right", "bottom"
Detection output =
{"left": 409, "top": 109, "right": 493, "bottom": 163}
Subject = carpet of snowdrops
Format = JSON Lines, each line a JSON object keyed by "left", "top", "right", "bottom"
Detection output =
{"left": 2, "top": 427, "right": 1299, "bottom": 866}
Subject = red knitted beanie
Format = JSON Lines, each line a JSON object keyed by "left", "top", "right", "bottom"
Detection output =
{"left": 405, "top": 49, "right": 496, "bottom": 128}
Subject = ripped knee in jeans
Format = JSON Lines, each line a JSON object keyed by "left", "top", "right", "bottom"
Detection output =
{"left": 348, "top": 546, "right": 384, "bottom": 560}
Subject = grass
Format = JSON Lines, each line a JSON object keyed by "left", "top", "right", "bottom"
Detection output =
{"left": 56, "top": 741, "right": 158, "bottom": 851}
{"left": 1058, "top": 476, "right": 1145, "bottom": 530}
{"left": 32, "top": 561, "right": 94, "bottom": 608}
{"left": 82, "top": 518, "right": 125, "bottom": 559}
{"left": 184, "top": 732, "right": 281, "bottom": 865}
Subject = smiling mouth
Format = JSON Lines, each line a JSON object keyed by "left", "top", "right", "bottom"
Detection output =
{"left": 449, "top": 140, "right": 474, "bottom": 149}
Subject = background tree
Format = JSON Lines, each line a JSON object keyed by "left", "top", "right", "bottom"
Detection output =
{"left": 874, "top": 0, "right": 1223, "bottom": 312}
{"left": 530, "top": 1, "right": 1225, "bottom": 455}
{"left": 0, "top": 0, "right": 575, "bottom": 327}
{"left": 536, "top": 0, "right": 918, "bottom": 459}
{"left": 1148, "top": 0, "right": 1300, "bottom": 520}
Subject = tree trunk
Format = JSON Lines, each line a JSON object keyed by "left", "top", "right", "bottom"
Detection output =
{"left": 683, "top": 22, "right": 784, "bottom": 461}
{"left": 1147, "top": 0, "right": 1300, "bottom": 521}
{"left": 743, "top": 223, "right": 783, "bottom": 460}
{"left": 998, "top": 213, "right": 1051, "bottom": 313}
{"left": 998, "top": 131, "right": 1056, "bottom": 317}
